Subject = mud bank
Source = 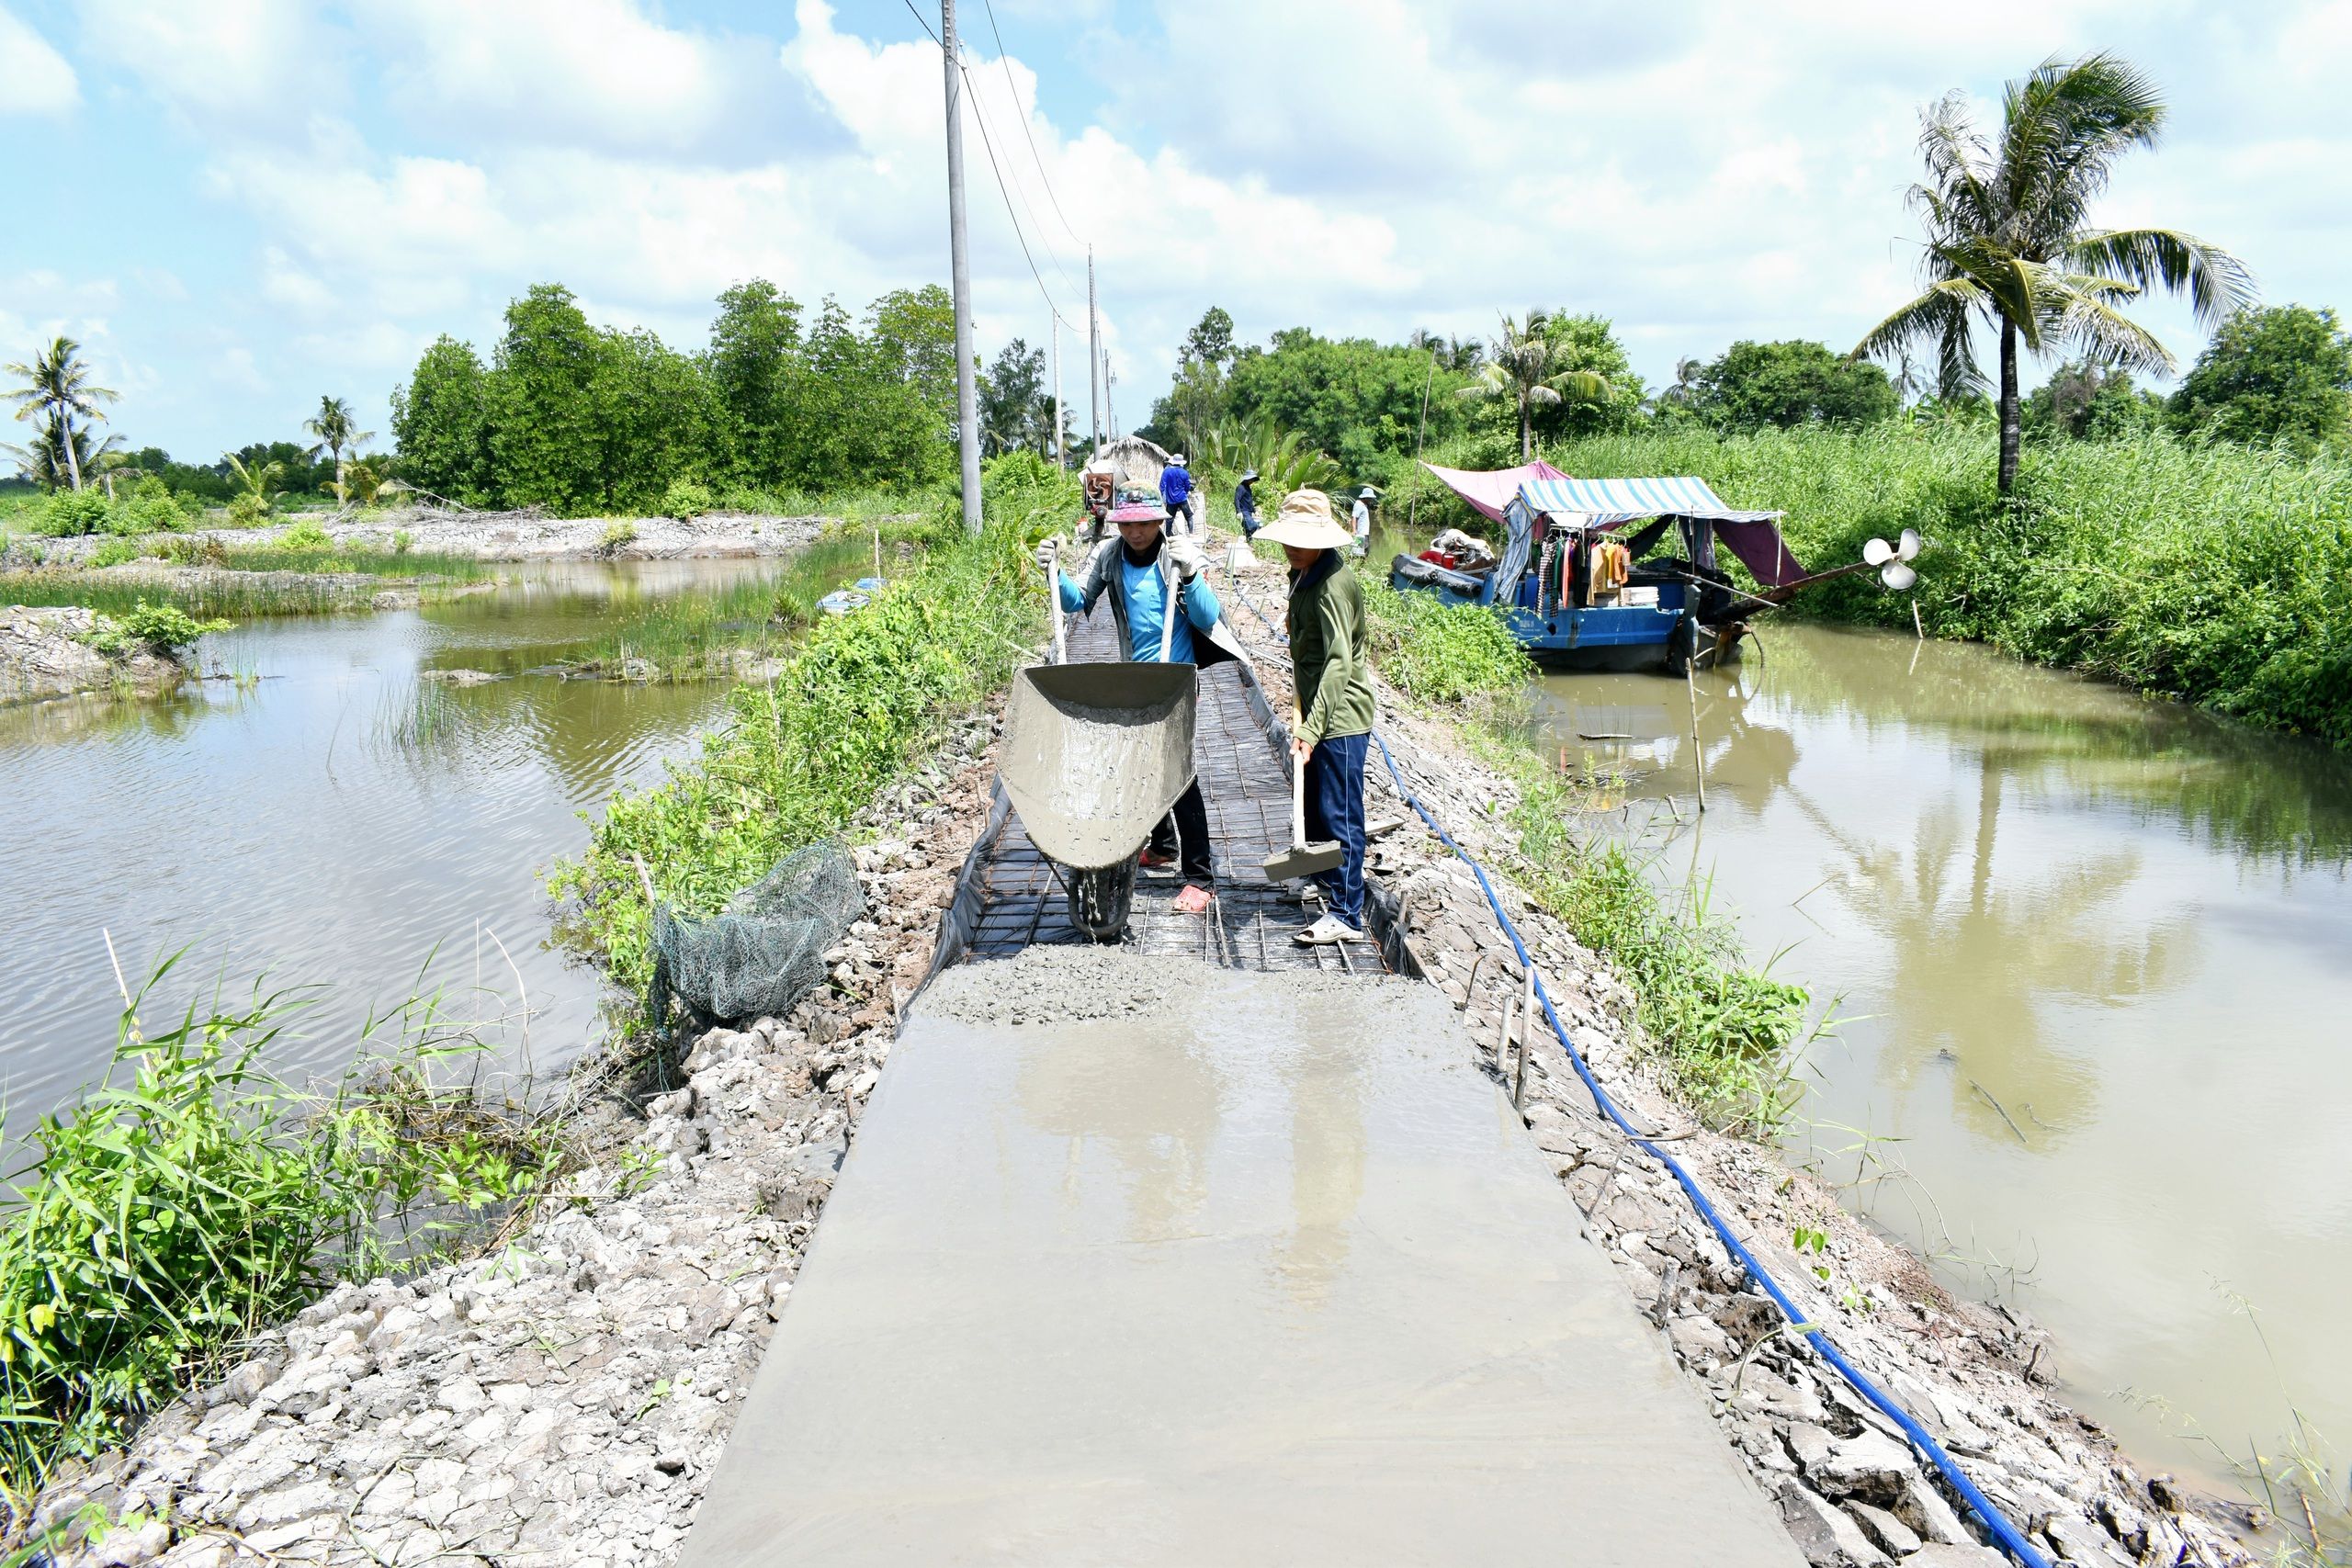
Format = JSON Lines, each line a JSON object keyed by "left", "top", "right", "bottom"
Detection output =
{"left": 4, "top": 511, "right": 835, "bottom": 571}
{"left": 0, "top": 604, "right": 184, "bottom": 706}
{"left": 26, "top": 530, "right": 2255, "bottom": 1567}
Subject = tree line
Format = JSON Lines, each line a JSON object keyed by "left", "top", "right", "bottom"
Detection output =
{"left": 390, "top": 280, "right": 961, "bottom": 513}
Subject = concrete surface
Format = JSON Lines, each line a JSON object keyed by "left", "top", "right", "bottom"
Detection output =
{"left": 681, "top": 948, "right": 1804, "bottom": 1566}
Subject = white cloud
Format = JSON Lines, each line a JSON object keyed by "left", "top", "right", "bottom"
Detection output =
{"left": 79, "top": 0, "right": 338, "bottom": 133}
{"left": 0, "top": 6, "right": 77, "bottom": 115}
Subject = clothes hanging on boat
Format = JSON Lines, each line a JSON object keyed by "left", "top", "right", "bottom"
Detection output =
{"left": 1589, "top": 539, "right": 1631, "bottom": 601}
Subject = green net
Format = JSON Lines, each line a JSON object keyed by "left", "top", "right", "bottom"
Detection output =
{"left": 650, "top": 840, "right": 865, "bottom": 1022}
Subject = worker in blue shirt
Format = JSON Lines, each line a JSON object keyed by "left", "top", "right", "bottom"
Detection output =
{"left": 1233, "top": 468, "right": 1261, "bottom": 536}
{"left": 1159, "top": 454, "right": 1194, "bottom": 535}
{"left": 1035, "top": 511, "right": 1251, "bottom": 916}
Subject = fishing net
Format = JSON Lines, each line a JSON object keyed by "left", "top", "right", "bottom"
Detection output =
{"left": 650, "top": 840, "right": 865, "bottom": 1022}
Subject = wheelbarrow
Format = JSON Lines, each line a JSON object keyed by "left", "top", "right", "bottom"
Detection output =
{"left": 1004, "top": 551, "right": 1198, "bottom": 942}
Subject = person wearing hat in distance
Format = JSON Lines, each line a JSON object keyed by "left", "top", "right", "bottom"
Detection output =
{"left": 1035, "top": 510, "right": 1250, "bottom": 916}
{"left": 1351, "top": 486, "right": 1377, "bottom": 558}
{"left": 1233, "top": 468, "right": 1261, "bottom": 537}
{"left": 1255, "top": 490, "right": 1376, "bottom": 945}
{"left": 1159, "top": 453, "right": 1194, "bottom": 536}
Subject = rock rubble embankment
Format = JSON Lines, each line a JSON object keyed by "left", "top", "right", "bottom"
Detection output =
{"left": 0, "top": 604, "right": 183, "bottom": 707}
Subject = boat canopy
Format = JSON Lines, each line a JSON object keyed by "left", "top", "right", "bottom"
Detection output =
{"left": 1427, "top": 468, "right": 1809, "bottom": 592}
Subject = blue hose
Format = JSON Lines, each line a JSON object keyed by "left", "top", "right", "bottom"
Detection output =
{"left": 1366, "top": 728, "right": 2051, "bottom": 1568}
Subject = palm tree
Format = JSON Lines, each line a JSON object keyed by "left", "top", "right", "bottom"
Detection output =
{"left": 223, "top": 452, "right": 286, "bottom": 512}
{"left": 2, "top": 412, "right": 120, "bottom": 491}
{"left": 303, "top": 395, "right": 373, "bottom": 499}
{"left": 1854, "top": 54, "right": 2254, "bottom": 494}
{"left": 1455, "top": 310, "right": 1610, "bottom": 461}
{"left": 5, "top": 336, "right": 118, "bottom": 491}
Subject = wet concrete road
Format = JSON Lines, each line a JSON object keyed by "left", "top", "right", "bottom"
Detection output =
{"left": 683, "top": 951, "right": 1800, "bottom": 1566}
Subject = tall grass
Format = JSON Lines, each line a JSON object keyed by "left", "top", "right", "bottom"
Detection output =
{"left": 0, "top": 962, "right": 571, "bottom": 1521}
{"left": 1511, "top": 423, "right": 2352, "bottom": 749}
{"left": 551, "top": 457, "right": 1070, "bottom": 992}
{"left": 0, "top": 545, "right": 492, "bottom": 621}
{"left": 1360, "top": 575, "right": 1810, "bottom": 1130}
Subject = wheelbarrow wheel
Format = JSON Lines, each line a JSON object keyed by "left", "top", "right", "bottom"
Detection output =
{"left": 1067, "top": 860, "right": 1137, "bottom": 942}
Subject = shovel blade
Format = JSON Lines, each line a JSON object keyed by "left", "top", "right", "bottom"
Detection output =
{"left": 1261, "top": 840, "right": 1345, "bottom": 882}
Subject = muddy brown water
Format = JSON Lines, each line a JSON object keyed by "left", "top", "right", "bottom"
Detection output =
{"left": 0, "top": 557, "right": 812, "bottom": 1148}
{"left": 1524, "top": 621, "right": 2352, "bottom": 1490}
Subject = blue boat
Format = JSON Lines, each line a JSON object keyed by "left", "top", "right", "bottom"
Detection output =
{"left": 1392, "top": 465, "right": 1824, "bottom": 674}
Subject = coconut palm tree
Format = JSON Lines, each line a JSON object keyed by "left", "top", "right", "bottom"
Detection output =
{"left": 1854, "top": 54, "right": 2254, "bottom": 495}
{"left": 5, "top": 336, "right": 118, "bottom": 491}
{"left": 303, "top": 395, "right": 373, "bottom": 497}
{"left": 223, "top": 452, "right": 286, "bottom": 511}
{"left": 1455, "top": 310, "right": 1609, "bottom": 461}
{"left": 2, "top": 412, "right": 120, "bottom": 492}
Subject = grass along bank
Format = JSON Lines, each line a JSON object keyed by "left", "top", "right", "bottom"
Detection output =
{"left": 1359, "top": 574, "right": 1812, "bottom": 1132}
{"left": 1487, "top": 423, "right": 2352, "bottom": 751}
{"left": 0, "top": 966, "right": 571, "bottom": 1526}
{"left": 551, "top": 456, "right": 1070, "bottom": 995}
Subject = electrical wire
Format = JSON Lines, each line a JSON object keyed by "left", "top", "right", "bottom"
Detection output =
{"left": 897, "top": 0, "right": 939, "bottom": 46}
{"left": 956, "top": 58, "right": 1080, "bottom": 326}
{"left": 956, "top": 54, "right": 1083, "bottom": 312}
{"left": 976, "top": 0, "right": 1089, "bottom": 253}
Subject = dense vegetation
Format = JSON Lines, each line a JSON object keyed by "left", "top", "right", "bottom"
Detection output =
{"left": 550, "top": 455, "right": 1070, "bottom": 992}
{"left": 1533, "top": 423, "right": 2352, "bottom": 749}
{"left": 390, "top": 281, "right": 969, "bottom": 515}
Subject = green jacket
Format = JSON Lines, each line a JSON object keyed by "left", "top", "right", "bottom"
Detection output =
{"left": 1287, "top": 551, "right": 1374, "bottom": 745}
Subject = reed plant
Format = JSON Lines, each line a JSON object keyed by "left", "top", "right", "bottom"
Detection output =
{"left": 0, "top": 959, "right": 571, "bottom": 1521}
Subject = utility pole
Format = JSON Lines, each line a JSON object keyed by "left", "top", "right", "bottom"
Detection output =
{"left": 1087, "top": 247, "right": 1101, "bottom": 448}
{"left": 1103, "top": 351, "right": 1116, "bottom": 438}
{"left": 943, "top": 0, "right": 982, "bottom": 534}
{"left": 1050, "top": 314, "right": 1063, "bottom": 470}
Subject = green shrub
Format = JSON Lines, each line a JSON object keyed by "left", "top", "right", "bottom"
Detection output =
{"left": 225, "top": 493, "right": 268, "bottom": 528}
{"left": 85, "top": 600, "right": 231, "bottom": 657}
{"left": 599, "top": 518, "right": 639, "bottom": 555}
{"left": 87, "top": 537, "right": 141, "bottom": 570}
{"left": 390, "top": 529, "right": 414, "bottom": 556}
{"left": 111, "top": 491, "right": 190, "bottom": 536}
{"left": 1363, "top": 577, "right": 1530, "bottom": 704}
{"left": 277, "top": 515, "right": 333, "bottom": 550}
{"left": 662, "top": 478, "right": 715, "bottom": 518}
{"left": 0, "top": 974, "right": 571, "bottom": 1495}
{"left": 552, "top": 455, "right": 1073, "bottom": 992}
{"left": 35, "top": 491, "right": 115, "bottom": 537}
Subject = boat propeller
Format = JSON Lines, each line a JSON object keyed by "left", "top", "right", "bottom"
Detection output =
{"left": 1863, "top": 528, "right": 1922, "bottom": 591}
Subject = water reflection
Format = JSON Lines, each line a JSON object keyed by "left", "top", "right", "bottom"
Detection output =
{"left": 0, "top": 558, "right": 810, "bottom": 1147}
{"left": 1521, "top": 621, "right": 2352, "bottom": 1483}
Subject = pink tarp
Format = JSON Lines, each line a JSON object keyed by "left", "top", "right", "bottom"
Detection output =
{"left": 1419, "top": 459, "right": 1570, "bottom": 524}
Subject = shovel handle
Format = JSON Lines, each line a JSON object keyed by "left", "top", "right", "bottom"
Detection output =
{"left": 1292, "top": 732, "right": 1309, "bottom": 851}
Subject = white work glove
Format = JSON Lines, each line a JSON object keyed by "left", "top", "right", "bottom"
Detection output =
{"left": 1164, "top": 535, "right": 1204, "bottom": 583}
{"left": 1034, "top": 538, "right": 1058, "bottom": 575}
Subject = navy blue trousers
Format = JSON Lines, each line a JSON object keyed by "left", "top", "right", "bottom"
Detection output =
{"left": 1303, "top": 730, "right": 1369, "bottom": 926}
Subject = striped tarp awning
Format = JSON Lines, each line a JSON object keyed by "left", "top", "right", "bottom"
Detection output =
{"left": 1513, "top": 475, "right": 1782, "bottom": 525}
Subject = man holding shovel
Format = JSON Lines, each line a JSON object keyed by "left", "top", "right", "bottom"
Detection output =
{"left": 1255, "top": 490, "right": 1375, "bottom": 945}
{"left": 1035, "top": 508, "right": 1249, "bottom": 916}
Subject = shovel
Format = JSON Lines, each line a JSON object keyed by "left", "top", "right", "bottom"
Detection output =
{"left": 1262, "top": 718, "right": 1344, "bottom": 883}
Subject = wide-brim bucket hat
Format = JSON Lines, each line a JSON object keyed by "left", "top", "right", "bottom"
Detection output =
{"left": 1254, "top": 489, "right": 1351, "bottom": 551}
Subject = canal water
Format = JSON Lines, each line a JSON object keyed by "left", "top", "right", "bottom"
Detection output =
{"left": 0, "top": 555, "right": 822, "bottom": 1149}
{"left": 1525, "top": 622, "right": 2352, "bottom": 1487}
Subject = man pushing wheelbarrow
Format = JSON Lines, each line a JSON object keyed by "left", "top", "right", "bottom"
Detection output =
{"left": 1018, "top": 503, "right": 1252, "bottom": 937}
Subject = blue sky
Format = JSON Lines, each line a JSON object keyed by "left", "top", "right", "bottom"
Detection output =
{"left": 3, "top": 0, "right": 2347, "bottom": 464}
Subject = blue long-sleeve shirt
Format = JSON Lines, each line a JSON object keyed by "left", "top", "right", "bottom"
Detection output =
{"left": 1233, "top": 481, "right": 1258, "bottom": 529}
{"left": 1057, "top": 553, "right": 1222, "bottom": 663}
{"left": 1159, "top": 465, "right": 1192, "bottom": 509}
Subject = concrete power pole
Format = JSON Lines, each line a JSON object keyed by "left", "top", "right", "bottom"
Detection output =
{"left": 943, "top": 0, "right": 982, "bottom": 534}
{"left": 1087, "top": 247, "right": 1101, "bottom": 448}
{"left": 1050, "top": 314, "right": 1063, "bottom": 470}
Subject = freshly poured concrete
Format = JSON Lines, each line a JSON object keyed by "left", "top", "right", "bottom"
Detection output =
{"left": 682, "top": 949, "right": 1803, "bottom": 1566}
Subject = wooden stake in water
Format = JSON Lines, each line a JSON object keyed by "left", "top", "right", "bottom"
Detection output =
{"left": 1912, "top": 599, "right": 1925, "bottom": 640}
{"left": 1512, "top": 962, "right": 1534, "bottom": 1112}
{"left": 1684, "top": 654, "right": 1708, "bottom": 813}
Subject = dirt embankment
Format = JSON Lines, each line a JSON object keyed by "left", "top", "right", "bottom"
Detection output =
{"left": 0, "top": 604, "right": 185, "bottom": 707}
{"left": 26, "top": 530, "right": 2256, "bottom": 1568}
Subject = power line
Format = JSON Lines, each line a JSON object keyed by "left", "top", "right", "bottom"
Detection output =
{"left": 897, "top": 0, "right": 939, "bottom": 46}
{"left": 976, "top": 0, "right": 1088, "bottom": 254}
{"left": 956, "top": 51, "right": 1082, "bottom": 310}
{"left": 956, "top": 58, "right": 1080, "bottom": 327}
